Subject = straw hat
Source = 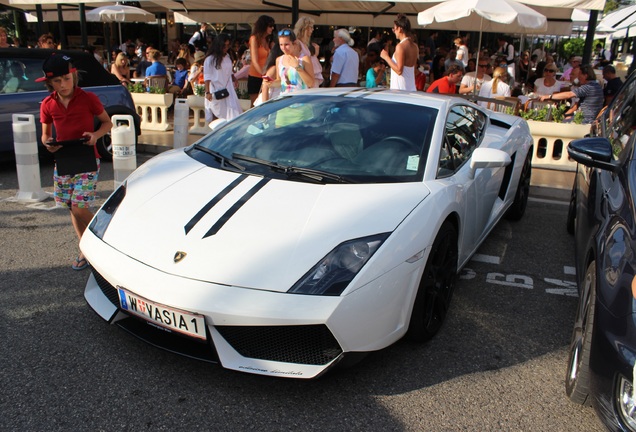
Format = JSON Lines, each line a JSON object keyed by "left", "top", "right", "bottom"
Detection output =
{"left": 194, "top": 51, "right": 205, "bottom": 62}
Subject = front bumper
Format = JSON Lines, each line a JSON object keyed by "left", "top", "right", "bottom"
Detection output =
{"left": 82, "top": 230, "right": 423, "bottom": 379}
{"left": 590, "top": 300, "right": 636, "bottom": 431}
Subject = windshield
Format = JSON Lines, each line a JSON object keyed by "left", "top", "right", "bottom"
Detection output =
{"left": 188, "top": 95, "right": 437, "bottom": 184}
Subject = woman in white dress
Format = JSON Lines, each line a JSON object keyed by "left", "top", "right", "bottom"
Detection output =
{"left": 478, "top": 67, "right": 511, "bottom": 108}
{"left": 380, "top": 14, "right": 417, "bottom": 91}
{"left": 203, "top": 34, "right": 243, "bottom": 123}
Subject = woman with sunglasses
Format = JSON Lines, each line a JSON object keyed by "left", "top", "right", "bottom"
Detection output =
{"left": 248, "top": 15, "right": 275, "bottom": 106}
{"left": 262, "top": 29, "right": 314, "bottom": 102}
{"left": 204, "top": 34, "right": 243, "bottom": 123}
{"left": 533, "top": 62, "right": 563, "bottom": 96}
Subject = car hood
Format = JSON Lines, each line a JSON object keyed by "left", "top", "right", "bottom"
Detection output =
{"left": 103, "top": 151, "right": 429, "bottom": 292}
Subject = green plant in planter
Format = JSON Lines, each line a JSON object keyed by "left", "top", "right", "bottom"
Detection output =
{"left": 194, "top": 84, "right": 205, "bottom": 97}
{"left": 149, "top": 86, "right": 167, "bottom": 94}
{"left": 237, "top": 88, "right": 249, "bottom": 100}
{"left": 573, "top": 110, "right": 584, "bottom": 124}
{"left": 127, "top": 82, "right": 145, "bottom": 93}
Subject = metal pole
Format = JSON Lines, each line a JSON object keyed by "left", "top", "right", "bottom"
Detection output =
{"left": 79, "top": 3, "right": 88, "bottom": 48}
{"left": 35, "top": 5, "right": 43, "bottom": 38}
{"left": 57, "top": 5, "right": 67, "bottom": 49}
{"left": 582, "top": 10, "right": 599, "bottom": 65}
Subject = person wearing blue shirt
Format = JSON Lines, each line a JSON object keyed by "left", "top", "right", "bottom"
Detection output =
{"left": 329, "top": 28, "right": 359, "bottom": 87}
{"left": 145, "top": 49, "right": 167, "bottom": 77}
{"left": 366, "top": 60, "right": 386, "bottom": 88}
{"left": 168, "top": 58, "right": 191, "bottom": 96}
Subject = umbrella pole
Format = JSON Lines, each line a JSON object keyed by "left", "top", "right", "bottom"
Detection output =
{"left": 473, "top": 17, "right": 483, "bottom": 98}
{"left": 118, "top": 22, "right": 122, "bottom": 47}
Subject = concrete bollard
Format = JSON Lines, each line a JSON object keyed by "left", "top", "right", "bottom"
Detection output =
{"left": 111, "top": 115, "right": 137, "bottom": 189}
{"left": 173, "top": 98, "right": 189, "bottom": 149}
{"left": 12, "top": 114, "right": 48, "bottom": 203}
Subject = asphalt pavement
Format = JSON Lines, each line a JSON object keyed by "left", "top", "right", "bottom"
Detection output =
{"left": 0, "top": 156, "right": 601, "bottom": 431}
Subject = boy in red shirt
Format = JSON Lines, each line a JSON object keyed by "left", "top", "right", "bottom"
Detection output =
{"left": 426, "top": 65, "right": 463, "bottom": 94}
{"left": 38, "top": 53, "right": 112, "bottom": 270}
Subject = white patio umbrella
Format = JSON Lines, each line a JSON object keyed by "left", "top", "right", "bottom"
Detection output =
{"left": 418, "top": 0, "right": 547, "bottom": 33}
{"left": 418, "top": 0, "right": 547, "bottom": 93}
{"left": 86, "top": 4, "right": 156, "bottom": 46}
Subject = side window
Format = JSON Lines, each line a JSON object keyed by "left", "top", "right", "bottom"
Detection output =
{"left": 438, "top": 105, "right": 486, "bottom": 177}
{"left": 0, "top": 57, "right": 47, "bottom": 94}
{"left": 605, "top": 77, "right": 636, "bottom": 161}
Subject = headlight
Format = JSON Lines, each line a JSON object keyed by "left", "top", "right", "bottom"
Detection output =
{"left": 618, "top": 373, "right": 636, "bottom": 431}
{"left": 288, "top": 233, "right": 389, "bottom": 296}
{"left": 89, "top": 182, "right": 127, "bottom": 239}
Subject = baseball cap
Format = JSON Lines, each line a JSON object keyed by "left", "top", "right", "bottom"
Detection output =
{"left": 572, "top": 56, "right": 582, "bottom": 63}
{"left": 35, "top": 53, "right": 77, "bottom": 82}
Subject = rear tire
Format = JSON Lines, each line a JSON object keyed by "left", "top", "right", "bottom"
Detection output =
{"left": 565, "top": 261, "right": 596, "bottom": 406}
{"left": 506, "top": 152, "right": 532, "bottom": 221}
{"left": 407, "top": 221, "right": 458, "bottom": 342}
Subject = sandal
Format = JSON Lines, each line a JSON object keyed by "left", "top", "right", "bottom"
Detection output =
{"left": 72, "top": 256, "right": 89, "bottom": 271}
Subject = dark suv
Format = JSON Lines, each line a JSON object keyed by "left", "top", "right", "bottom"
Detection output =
{"left": 565, "top": 70, "right": 636, "bottom": 431}
{"left": 0, "top": 48, "right": 140, "bottom": 160}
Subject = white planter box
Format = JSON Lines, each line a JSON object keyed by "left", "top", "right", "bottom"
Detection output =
{"left": 239, "top": 99, "right": 251, "bottom": 112}
{"left": 526, "top": 120, "right": 591, "bottom": 172}
{"left": 131, "top": 93, "right": 174, "bottom": 131}
{"left": 186, "top": 95, "right": 209, "bottom": 135}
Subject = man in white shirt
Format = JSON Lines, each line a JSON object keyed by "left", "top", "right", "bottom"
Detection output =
{"left": 330, "top": 28, "right": 359, "bottom": 87}
{"left": 459, "top": 59, "right": 492, "bottom": 94}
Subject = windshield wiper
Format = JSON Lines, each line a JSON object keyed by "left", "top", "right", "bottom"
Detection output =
{"left": 232, "top": 153, "right": 355, "bottom": 184}
{"left": 194, "top": 145, "right": 245, "bottom": 171}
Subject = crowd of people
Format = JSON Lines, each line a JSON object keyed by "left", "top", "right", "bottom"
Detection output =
{"left": 0, "top": 17, "right": 623, "bottom": 124}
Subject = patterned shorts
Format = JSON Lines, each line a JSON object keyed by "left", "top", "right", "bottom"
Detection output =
{"left": 53, "top": 160, "right": 100, "bottom": 209}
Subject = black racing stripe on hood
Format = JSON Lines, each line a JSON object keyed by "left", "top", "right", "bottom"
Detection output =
{"left": 203, "top": 178, "right": 271, "bottom": 238}
{"left": 184, "top": 174, "right": 248, "bottom": 235}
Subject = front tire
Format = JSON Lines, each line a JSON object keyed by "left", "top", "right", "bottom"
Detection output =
{"left": 407, "top": 221, "right": 458, "bottom": 342}
{"left": 565, "top": 261, "right": 596, "bottom": 406}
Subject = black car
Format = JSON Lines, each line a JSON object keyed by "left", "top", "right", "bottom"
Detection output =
{"left": 0, "top": 48, "right": 140, "bottom": 160}
{"left": 566, "top": 70, "right": 636, "bottom": 431}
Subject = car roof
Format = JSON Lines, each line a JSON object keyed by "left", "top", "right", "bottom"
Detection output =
{"left": 290, "top": 87, "right": 452, "bottom": 110}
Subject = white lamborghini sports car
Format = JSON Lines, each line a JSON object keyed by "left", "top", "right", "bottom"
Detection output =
{"left": 82, "top": 88, "right": 533, "bottom": 379}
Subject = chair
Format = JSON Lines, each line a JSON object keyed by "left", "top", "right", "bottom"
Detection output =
{"left": 144, "top": 75, "right": 168, "bottom": 92}
{"left": 494, "top": 96, "right": 521, "bottom": 115}
{"left": 327, "top": 123, "right": 363, "bottom": 160}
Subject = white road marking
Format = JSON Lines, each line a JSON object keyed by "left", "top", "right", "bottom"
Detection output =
{"left": 472, "top": 254, "right": 501, "bottom": 264}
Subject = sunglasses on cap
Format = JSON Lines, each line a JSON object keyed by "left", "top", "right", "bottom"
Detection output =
{"left": 278, "top": 29, "right": 292, "bottom": 36}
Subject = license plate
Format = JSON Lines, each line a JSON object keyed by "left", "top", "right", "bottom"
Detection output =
{"left": 117, "top": 287, "right": 207, "bottom": 340}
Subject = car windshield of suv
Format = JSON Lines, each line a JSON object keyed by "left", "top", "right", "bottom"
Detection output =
{"left": 189, "top": 95, "right": 436, "bottom": 184}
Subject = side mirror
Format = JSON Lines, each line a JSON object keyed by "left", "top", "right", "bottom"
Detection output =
{"left": 469, "top": 148, "right": 511, "bottom": 179}
{"left": 567, "top": 137, "right": 618, "bottom": 173}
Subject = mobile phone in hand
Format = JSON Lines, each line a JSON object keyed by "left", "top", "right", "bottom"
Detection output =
{"left": 262, "top": 75, "right": 273, "bottom": 82}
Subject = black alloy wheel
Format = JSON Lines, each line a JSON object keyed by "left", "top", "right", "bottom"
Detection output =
{"left": 565, "top": 261, "right": 595, "bottom": 406}
{"left": 407, "top": 221, "right": 458, "bottom": 342}
{"left": 506, "top": 152, "right": 532, "bottom": 221}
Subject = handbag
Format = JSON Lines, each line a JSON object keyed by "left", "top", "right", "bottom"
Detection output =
{"left": 213, "top": 88, "right": 229, "bottom": 100}
{"left": 212, "top": 75, "right": 232, "bottom": 100}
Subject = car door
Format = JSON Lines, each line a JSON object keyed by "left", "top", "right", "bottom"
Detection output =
{"left": 439, "top": 104, "right": 503, "bottom": 258}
